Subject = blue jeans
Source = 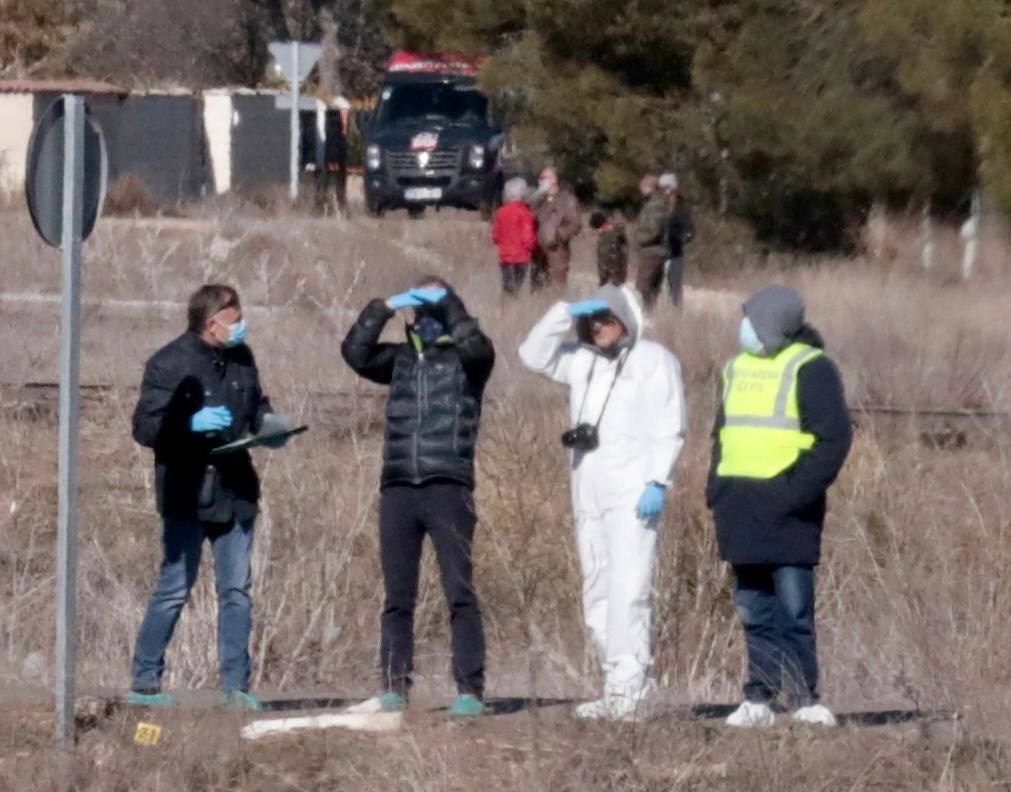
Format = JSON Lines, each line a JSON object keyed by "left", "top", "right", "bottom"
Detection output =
{"left": 732, "top": 564, "right": 819, "bottom": 706}
{"left": 131, "top": 517, "right": 255, "bottom": 693}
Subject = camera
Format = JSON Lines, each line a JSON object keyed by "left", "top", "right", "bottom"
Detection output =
{"left": 561, "top": 423, "right": 599, "bottom": 451}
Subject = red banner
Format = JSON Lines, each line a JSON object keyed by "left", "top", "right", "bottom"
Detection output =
{"left": 387, "top": 50, "right": 482, "bottom": 77}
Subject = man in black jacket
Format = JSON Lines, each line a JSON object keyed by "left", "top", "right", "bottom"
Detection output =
{"left": 341, "top": 277, "right": 494, "bottom": 718}
{"left": 658, "top": 172, "right": 693, "bottom": 307}
{"left": 707, "top": 285, "right": 851, "bottom": 728}
{"left": 128, "top": 284, "right": 287, "bottom": 711}
{"left": 315, "top": 99, "right": 350, "bottom": 216}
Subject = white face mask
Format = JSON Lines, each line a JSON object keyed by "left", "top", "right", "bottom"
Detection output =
{"left": 739, "top": 317, "right": 764, "bottom": 355}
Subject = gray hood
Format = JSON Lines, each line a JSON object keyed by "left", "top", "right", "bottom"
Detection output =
{"left": 743, "top": 285, "right": 805, "bottom": 354}
{"left": 576, "top": 284, "right": 644, "bottom": 350}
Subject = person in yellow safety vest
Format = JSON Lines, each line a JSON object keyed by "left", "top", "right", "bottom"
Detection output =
{"left": 706, "top": 285, "right": 852, "bottom": 729}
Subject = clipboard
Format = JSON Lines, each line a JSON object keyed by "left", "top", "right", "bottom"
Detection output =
{"left": 209, "top": 425, "right": 309, "bottom": 457}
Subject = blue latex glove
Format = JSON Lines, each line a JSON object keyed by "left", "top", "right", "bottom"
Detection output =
{"left": 409, "top": 287, "right": 448, "bottom": 304}
{"left": 388, "top": 291, "right": 425, "bottom": 310}
{"left": 191, "top": 405, "right": 233, "bottom": 433}
{"left": 568, "top": 299, "right": 610, "bottom": 317}
{"left": 635, "top": 483, "right": 667, "bottom": 520}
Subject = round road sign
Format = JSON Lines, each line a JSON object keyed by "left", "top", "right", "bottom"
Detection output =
{"left": 25, "top": 96, "right": 108, "bottom": 248}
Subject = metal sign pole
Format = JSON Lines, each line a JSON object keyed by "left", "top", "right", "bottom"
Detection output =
{"left": 55, "top": 93, "right": 84, "bottom": 745}
{"left": 290, "top": 41, "right": 300, "bottom": 202}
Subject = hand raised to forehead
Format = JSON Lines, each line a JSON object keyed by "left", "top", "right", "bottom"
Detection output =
{"left": 388, "top": 292, "right": 425, "bottom": 310}
{"left": 409, "top": 287, "right": 448, "bottom": 305}
{"left": 568, "top": 300, "right": 610, "bottom": 318}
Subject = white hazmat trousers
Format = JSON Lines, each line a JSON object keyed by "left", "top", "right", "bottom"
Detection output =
{"left": 519, "top": 289, "right": 686, "bottom": 700}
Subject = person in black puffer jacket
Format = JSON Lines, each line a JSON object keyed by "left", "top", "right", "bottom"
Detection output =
{"left": 341, "top": 277, "right": 494, "bottom": 717}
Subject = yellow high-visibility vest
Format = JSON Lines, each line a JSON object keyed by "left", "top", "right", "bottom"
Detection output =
{"left": 717, "top": 343, "right": 823, "bottom": 479}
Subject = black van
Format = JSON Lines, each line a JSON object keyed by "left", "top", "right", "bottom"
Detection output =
{"left": 363, "top": 54, "right": 502, "bottom": 217}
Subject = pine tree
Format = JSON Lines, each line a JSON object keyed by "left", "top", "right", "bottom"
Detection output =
{"left": 861, "top": 0, "right": 1011, "bottom": 217}
{"left": 692, "top": 0, "right": 935, "bottom": 245}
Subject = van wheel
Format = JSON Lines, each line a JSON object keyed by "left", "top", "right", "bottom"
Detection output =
{"left": 366, "top": 196, "right": 384, "bottom": 218}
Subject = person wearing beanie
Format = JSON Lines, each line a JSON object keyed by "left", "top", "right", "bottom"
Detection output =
{"left": 707, "top": 285, "right": 852, "bottom": 728}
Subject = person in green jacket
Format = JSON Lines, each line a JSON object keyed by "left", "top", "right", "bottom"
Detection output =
{"left": 634, "top": 175, "right": 672, "bottom": 309}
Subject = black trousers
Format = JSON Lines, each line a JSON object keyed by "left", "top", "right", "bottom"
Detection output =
{"left": 666, "top": 256, "right": 684, "bottom": 307}
{"left": 315, "top": 163, "right": 347, "bottom": 214}
{"left": 500, "top": 263, "right": 529, "bottom": 296}
{"left": 379, "top": 483, "right": 485, "bottom": 697}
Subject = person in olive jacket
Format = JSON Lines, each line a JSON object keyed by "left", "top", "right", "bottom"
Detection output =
{"left": 341, "top": 277, "right": 494, "bottom": 718}
{"left": 128, "top": 284, "right": 289, "bottom": 711}
{"left": 634, "top": 175, "right": 672, "bottom": 309}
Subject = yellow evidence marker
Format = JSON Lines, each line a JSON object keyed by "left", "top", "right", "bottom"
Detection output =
{"left": 134, "top": 722, "right": 163, "bottom": 746}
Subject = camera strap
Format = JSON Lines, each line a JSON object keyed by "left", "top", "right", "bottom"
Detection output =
{"left": 575, "top": 350, "right": 629, "bottom": 429}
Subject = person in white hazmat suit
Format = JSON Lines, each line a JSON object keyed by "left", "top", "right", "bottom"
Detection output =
{"left": 519, "top": 284, "right": 686, "bottom": 720}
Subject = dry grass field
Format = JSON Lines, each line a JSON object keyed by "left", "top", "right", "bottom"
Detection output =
{"left": 0, "top": 193, "right": 1008, "bottom": 790}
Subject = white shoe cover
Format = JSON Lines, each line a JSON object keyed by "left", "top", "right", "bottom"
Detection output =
{"left": 574, "top": 692, "right": 652, "bottom": 722}
{"left": 574, "top": 698, "right": 610, "bottom": 720}
{"left": 342, "top": 696, "right": 384, "bottom": 715}
{"left": 792, "top": 704, "right": 837, "bottom": 727}
{"left": 726, "top": 700, "right": 776, "bottom": 728}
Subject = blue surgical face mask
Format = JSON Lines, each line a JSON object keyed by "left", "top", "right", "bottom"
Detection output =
{"left": 415, "top": 316, "right": 446, "bottom": 346}
{"left": 224, "top": 319, "right": 247, "bottom": 348}
{"left": 739, "top": 316, "right": 764, "bottom": 355}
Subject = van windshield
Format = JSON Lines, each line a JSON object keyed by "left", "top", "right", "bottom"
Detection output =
{"left": 376, "top": 82, "right": 489, "bottom": 126}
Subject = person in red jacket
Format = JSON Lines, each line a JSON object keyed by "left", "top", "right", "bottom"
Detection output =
{"left": 492, "top": 177, "right": 538, "bottom": 296}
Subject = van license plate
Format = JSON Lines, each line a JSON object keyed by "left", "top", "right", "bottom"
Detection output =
{"left": 404, "top": 187, "right": 442, "bottom": 202}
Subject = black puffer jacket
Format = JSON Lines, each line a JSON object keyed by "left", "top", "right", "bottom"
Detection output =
{"left": 341, "top": 291, "right": 494, "bottom": 490}
{"left": 132, "top": 332, "right": 271, "bottom": 523}
{"left": 706, "top": 326, "right": 852, "bottom": 566}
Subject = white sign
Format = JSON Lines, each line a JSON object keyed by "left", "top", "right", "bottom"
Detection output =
{"left": 268, "top": 42, "right": 323, "bottom": 84}
{"left": 274, "top": 95, "right": 320, "bottom": 112}
{"left": 268, "top": 41, "right": 323, "bottom": 202}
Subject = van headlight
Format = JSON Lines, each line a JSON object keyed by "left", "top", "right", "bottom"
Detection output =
{"left": 468, "top": 145, "right": 485, "bottom": 169}
{"left": 366, "top": 144, "right": 382, "bottom": 171}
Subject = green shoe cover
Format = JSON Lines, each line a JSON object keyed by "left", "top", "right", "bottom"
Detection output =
{"left": 220, "top": 690, "right": 263, "bottom": 711}
{"left": 449, "top": 694, "right": 485, "bottom": 717}
{"left": 125, "top": 691, "right": 180, "bottom": 708}
{"left": 377, "top": 691, "right": 408, "bottom": 712}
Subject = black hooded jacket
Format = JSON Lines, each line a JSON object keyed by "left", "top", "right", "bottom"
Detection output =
{"left": 341, "top": 291, "right": 495, "bottom": 490}
{"left": 706, "top": 325, "right": 852, "bottom": 565}
{"left": 132, "top": 332, "right": 272, "bottom": 524}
